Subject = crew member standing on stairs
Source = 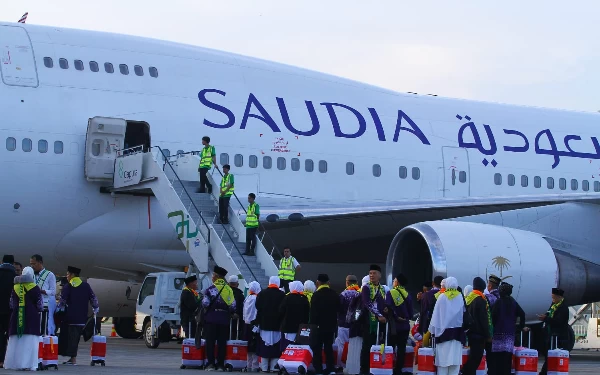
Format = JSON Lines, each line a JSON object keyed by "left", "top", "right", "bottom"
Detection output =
{"left": 278, "top": 247, "right": 301, "bottom": 293}
{"left": 244, "top": 193, "right": 260, "bottom": 256}
{"left": 198, "top": 136, "right": 217, "bottom": 194}
{"left": 219, "top": 164, "right": 234, "bottom": 224}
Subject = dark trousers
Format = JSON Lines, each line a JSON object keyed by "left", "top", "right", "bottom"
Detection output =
{"left": 66, "top": 325, "right": 84, "bottom": 358}
{"left": 219, "top": 196, "right": 230, "bottom": 223}
{"left": 462, "top": 336, "right": 485, "bottom": 375}
{"left": 494, "top": 351, "right": 513, "bottom": 375}
{"left": 360, "top": 326, "right": 379, "bottom": 374}
{"left": 311, "top": 331, "right": 335, "bottom": 374}
{"left": 40, "top": 308, "right": 49, "bottom": 336}
{"left": 199, "top": 168, "right": 212, "bottom": 193}
{"left": 246, "top": 227, "right": 258, "bottom": 255}
{"left": 392, "top": 330, "right": 410, "bottom": 375}
{"left": 183, "top": 321, "right": 197, "bottom": 339}
{"left": 485, "top": 341, "right": 495, "bottom": 375}
{"left": 204, "top": 323, "right": 229, "bottom": 367}
{"left": 280, "top": 279, "right": 292, "bottom": 293}
{"left": 0, "top": 313, "right": 9, "bottom": 362}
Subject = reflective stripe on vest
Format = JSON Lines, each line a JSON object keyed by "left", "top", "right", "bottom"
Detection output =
{"left": 278, "top": 257, "right": 296, "bottom": 280}
{"left": 199, "top": 146, "right": 214, "bottom": 168}
{"left": 246, "top": 203, "right": 259, "bottom": 228}
{"left": 220, "top": 174, "right": 234, "bottom": 197}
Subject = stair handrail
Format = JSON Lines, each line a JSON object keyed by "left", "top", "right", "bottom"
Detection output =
{"left": 155, "top": 147, "right": 259, "bottom": 283}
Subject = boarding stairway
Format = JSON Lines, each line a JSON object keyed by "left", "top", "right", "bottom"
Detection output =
{"left": 110, "top": 146, "right": 279, "bottom": 289}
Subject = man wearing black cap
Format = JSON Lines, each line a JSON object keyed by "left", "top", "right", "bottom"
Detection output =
{"left": 538, "top": 288, "right": 569, "bottom": 375}
{"left": 385, "top": 273, "right": 413, "bottom": 375}
{"left": 57, "top": 266, "right": 99, "bottom": 365}
{"left": 202, "top": 265, "right": 236, "bottom": 371}
{"left": 485, "top": 274, "right": 501, "bottom": 307}
{"left": 463, "top": 277, "right": 491, "bottom": 375}
{"left": 419, "top": 275, "right": 443, "bottom": 337}
{"left": 180, "top": 275, "right": 200, "bottom": 339}
{"left": 360, "top": 265, "right": 387, "bottom": 375}
{"left": 0, "top": 255, "right": 16, "bottom": 367}
{"left": 310, "top": 274, "right": 340, "bottom": 375}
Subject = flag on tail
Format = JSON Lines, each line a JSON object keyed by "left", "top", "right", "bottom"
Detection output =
{"left": 18, "top": 12, "right": 28, "bottom": 24}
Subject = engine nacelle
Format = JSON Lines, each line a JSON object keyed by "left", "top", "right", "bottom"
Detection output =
{"left": 387, "top": 221, "right": 600, "bottom": 320}
{"left": 87, "top": 278, "right": 141, "bottom": 318}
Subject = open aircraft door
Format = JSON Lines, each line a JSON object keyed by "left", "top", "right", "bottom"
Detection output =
{"left": 85, "top": 117, "right": 126, "bottom": 182}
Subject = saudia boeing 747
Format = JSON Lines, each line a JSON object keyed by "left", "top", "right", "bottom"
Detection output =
{"left": 1, "top": 21, "right": 599, "bottom": 337}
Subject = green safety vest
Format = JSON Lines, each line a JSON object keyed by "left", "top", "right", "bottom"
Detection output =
{"left": 199, "top": 146, "right": 215, "bottom": 169}
{"left": 220, "top": 174, "right": 234, "bottom": 197}
{"left": 246, "top": 203, "right": 259, "bottom": 228}
{"left": 278, "top": 257, "right": 296, "bottom": 281}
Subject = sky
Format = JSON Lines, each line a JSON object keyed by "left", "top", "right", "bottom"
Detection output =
{"left": 3, "top": 1, "right": 600, "bottom": 112}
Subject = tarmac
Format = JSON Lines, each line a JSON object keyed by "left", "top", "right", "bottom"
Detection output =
{"left": 2, "top": 325, "right": 600, "bottom": 374}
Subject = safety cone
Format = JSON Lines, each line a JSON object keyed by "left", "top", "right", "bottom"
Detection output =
{"left": 110, "top": 325, "right": 117, "bottom": 338}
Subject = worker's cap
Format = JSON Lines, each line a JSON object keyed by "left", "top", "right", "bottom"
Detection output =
{"left": 2, "top": 255, "right": 14, "bottom": 264}
{"left": 488, "top": 274, "right": 501, "bottom": 285}
{"left": 213, "top": 265, "right": 228, "bottom": 278}
{"left": 369, "top": 264, "right": 381, "bottom": 273}
{"left": 317, "top": 274, "right": 329, "bottom": 283}
{"left": 552, "top": 287, "right": 564, "bottom": 297}
{"left": 184, "top": 275, "right": 197, "bottom": 285}
{"left": 67, "top": 266, "right": 81, "bottom": 275}
{"left": 228, "top": 275, "right": 239, "bottom": 283}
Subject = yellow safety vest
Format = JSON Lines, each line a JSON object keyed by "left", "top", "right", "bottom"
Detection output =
{"left": 246, "top": 203, "right": 259, "bottom": 228}
{"left": 199, "top": 146, "right": 215, "bottom": 169}
{"left": 278, "top": 257, "right": 296, "bottom": 281}
{"left": 220, "top": 174, "right": 234, "bottom": 197}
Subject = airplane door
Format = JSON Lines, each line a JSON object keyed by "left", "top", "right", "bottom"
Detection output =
{"left": 0, "top": 25, "right": 38, "bottom": 87}
{"left": 85, "top": 117, "right": 126, "bottom": 182}
{"left": 442, "top": 147, "right": 470, "bottom": 198}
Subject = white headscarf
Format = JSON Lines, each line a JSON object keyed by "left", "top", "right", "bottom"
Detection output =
{"left": 441, "top": 278, "right": 447, "bottom": 289}
{"left": 428, "top": 277, "right": 464, "bottom": 338}
{"left": 303, "top": 280, "right": 316, "bottom": 293}
{"left": 17, "top": 266, "right": 35, "bottom": 284}
{"left": 22, "top": 266, "right": 34, "bottom": 277}
{"left": 290, "top": 281, "right": 304, "bottom": 293}
{"left": 269, "top": 276, "right": 280, "bottom": 287}
{"left": 463, "top": 285, "right": 473, "bottom": 297}
{"left": 243, "top": 281, "right": 261, "bottom": 324}
{"left": 362, "top": 276, "right": 370, "bottom": 286}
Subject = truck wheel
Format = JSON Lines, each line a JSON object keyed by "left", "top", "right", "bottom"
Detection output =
{"left": 143, "top": 321, "right": 160, "bottom": 349}
{"left": 114, "top": 317, "right": 142, "bottom": 339}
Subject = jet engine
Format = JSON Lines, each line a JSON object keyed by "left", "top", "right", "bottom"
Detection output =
{"left": 387, "top": 221, "right": 600, "bottom": 320}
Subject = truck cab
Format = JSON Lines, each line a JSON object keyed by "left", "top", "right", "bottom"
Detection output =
{"left": 136, "top": 271, "right": 211, "bottom": 348}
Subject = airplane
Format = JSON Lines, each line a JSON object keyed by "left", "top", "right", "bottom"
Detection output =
{"left": 1, "top": 20, "right": 599, "bottom": 339}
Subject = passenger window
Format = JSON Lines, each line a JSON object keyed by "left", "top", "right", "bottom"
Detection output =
{"left": 508, "top": 174, "right": 515, "bottom": 186}
{"left": 138, "top": 277, "right": 156, "bottom": 306}
{"left": 547, "top": 177, "right": 554, "bottom": 189}
{"left": 6, "top": 137, "right": 16, "bottom": 151}
{"left": 319, "top": 160, "right": 327, "bottom": 173}
{"left": 412, "top": 167, "right": 420, "bottom": 180}
{"left": 43, "top": 57, "right": 53, "bottom": 68}
{"left": 534, "top": 176, "right": 541, "bottom": 188}
{"left": 291, "top": 158, "right": 300, "bottom": 171}
{"left": 571, "top": 179, "right": 578, "bottom": 191}
{"left": 92, "top": 141, "right": 101, "bottom": 156}
{"left": 220, "top": 153, "right": 229, "bottom": 165}
{"left": 134, "top": 65, "right": 144, "bottom": 76}
{"left": 494, "top": 173, "right": 502, "bottom": 185}
{"left": 373, "top": 164, "right": 381, "bottom": 177}
{"left": 22, "top": 138, "right": 32, "bottom": 152}
{"left": 583, "top": 180, "right": 590, "bottom": 192}
{"left": 263, "top": 156, "right": 272, "bottom": 169}
{"left": 38, "top": 140, "right": 48, "bottom": 153}
{"left": 305, "top": 159, "right": 314, "bottom": 172}
{"left": 277, "top": 157, "right": 286, "bottom": 170}
{"left": 234, "top": 154, "right": 243, "bottom": 168}
{"left": 105, "top": 63, "right": 114, "bottom": 73}
{"left": 459, "top": 171, "right": 467, "bottom": 183}
{"left": 89, "top": 61, "right": 99, "bottom": 72}
{"left": 521, "top": 175, "right": 528, "bottom": 187}
{"left": 74, "top": 60, "right": 84, "bottom": 71}
{"left": 54, "top": 141, "right": 63, "bottom": 154}
{"left": 119, "top": 64, "right": 129, "bottom": 75}
{"left": 249, "top": 155, "right": 258, "bottom": 168}
{"left": 399, "top": 166, "right": 407, "bottom": 179}
{"left": 149, "top": 67, "right": 159, "bottom": 78}
{"left": 559, "top": 178, "right": 567, "bottom": 190}
{"left": 346, "top": 162, "right": 355, "bottom": 175}
{"left": 59, "top": 58, "right": 69, "bottom": 69}
{"left": 595, "top": 181, "right": 600, "bottom": 192}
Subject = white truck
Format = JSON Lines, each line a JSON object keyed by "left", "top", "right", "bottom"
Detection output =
{"left": 136, "top": 271, "right": 211, "bottom": 348}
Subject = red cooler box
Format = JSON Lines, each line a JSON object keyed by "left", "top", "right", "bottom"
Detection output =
{"left": 547, "top": 348, "right": 569, "bottom": 375}
{"left": 224, "top": 339, "right": 248, "bottom": 370}
{"left": 37, "top": 337, "right": 43, "bottom": 370}
{"left": 278, "top": 345, "right": 313, "bottom": 374}
{"left": 514, "top": 347, "right": 538, "bottom": 375}
{"left": 369, "top": 324, "right": 394, "bottom": 375}
{"left": 181, "top": 338, "right": 205, "bottom": 369}
{"left": 42, "top": 336, "right": 59, "bottom": 370}
{"left": 90, "top": 335, "right": 107, "bottom": 366}
{"left": 341, "top": 341, "right": 349, "bottom": 365}
{"left": 417, "top": 347, "right": 435, "bottom": 375}
{"left": 402, "top": 346, "right": 414, "bottom": 374}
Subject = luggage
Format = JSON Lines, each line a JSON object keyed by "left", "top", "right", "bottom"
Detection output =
{"left": 460, "top": 347, "right": 487, "bottom": 375}
{"left": 90, "top": 315, "right": 107, "bottom": 366}
{"left": 369, "top": 323, "right": 394, "bottom": 375}
{"left": 515, "top": 332, "right": 538, "bottom": 375}
{"left": 295, "top": 324, "right": 318, "bottom": 346}
{"left": 38, "top": 336, "right": 44, "bottom": 371}
{"left": 277, "top": 345, "right": 313, "bottom": 374}
{"left": 181, "top": 322, "right": 206, "bottom": 369}
{"left": 42, "top": 335, "right": 59, "bottom": 370}
{"left": 224, "top": 320, "right": 248, "bottom": 371}
{"left": 547, "top": 336, "right": 569, "bottom": 375}
{"left": 402, "top": 346, "right": 414, "bottom": 374}
{"left": 417, "top": 337, "right": 435, "bottom": 375}
{"left": 341, "top": 341, "right": 349, "bottom": 365}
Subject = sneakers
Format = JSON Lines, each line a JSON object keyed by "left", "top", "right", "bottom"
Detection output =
{"left": 205, "top": 365, "right": 216, "bottom": 371}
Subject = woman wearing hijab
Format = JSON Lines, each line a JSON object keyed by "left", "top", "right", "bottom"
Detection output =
{"left": 428, "top": 276, "right": 465, "bottom": 375}
{"left": 303, "top": 280, "right": 316, "bottom": 304}
{"left": 345, "top": 276, "right": 369, "bottom": 375}
{"left": 243, "top": 281, "right": 261, "bottom": 372}
{"left": 279, "top": 281, "right": 309, "bottom": 351}
{"left": 491, "top": 282, "right": 526, "bottom": 375}
{"left": 255, "top": 276, "right": 286, "bottom": 372}
{"left": 463, "top": 285, "right": 473, "bottom": 298}
{"left": 4, "top": 266, "right": 43, "bottom": 371}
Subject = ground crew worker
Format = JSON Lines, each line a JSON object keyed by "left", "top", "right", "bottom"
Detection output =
{"left": 219, "top": 164, "right": 234, "bottom": 224}
{"left": 198, "top": 136, "right": 217, "bottom": 194}
{"left": 278, "top": 247, "right": 301, "bottom": 293}
{"left": 244, "top": 193, "right": 260, "bottom": 256}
